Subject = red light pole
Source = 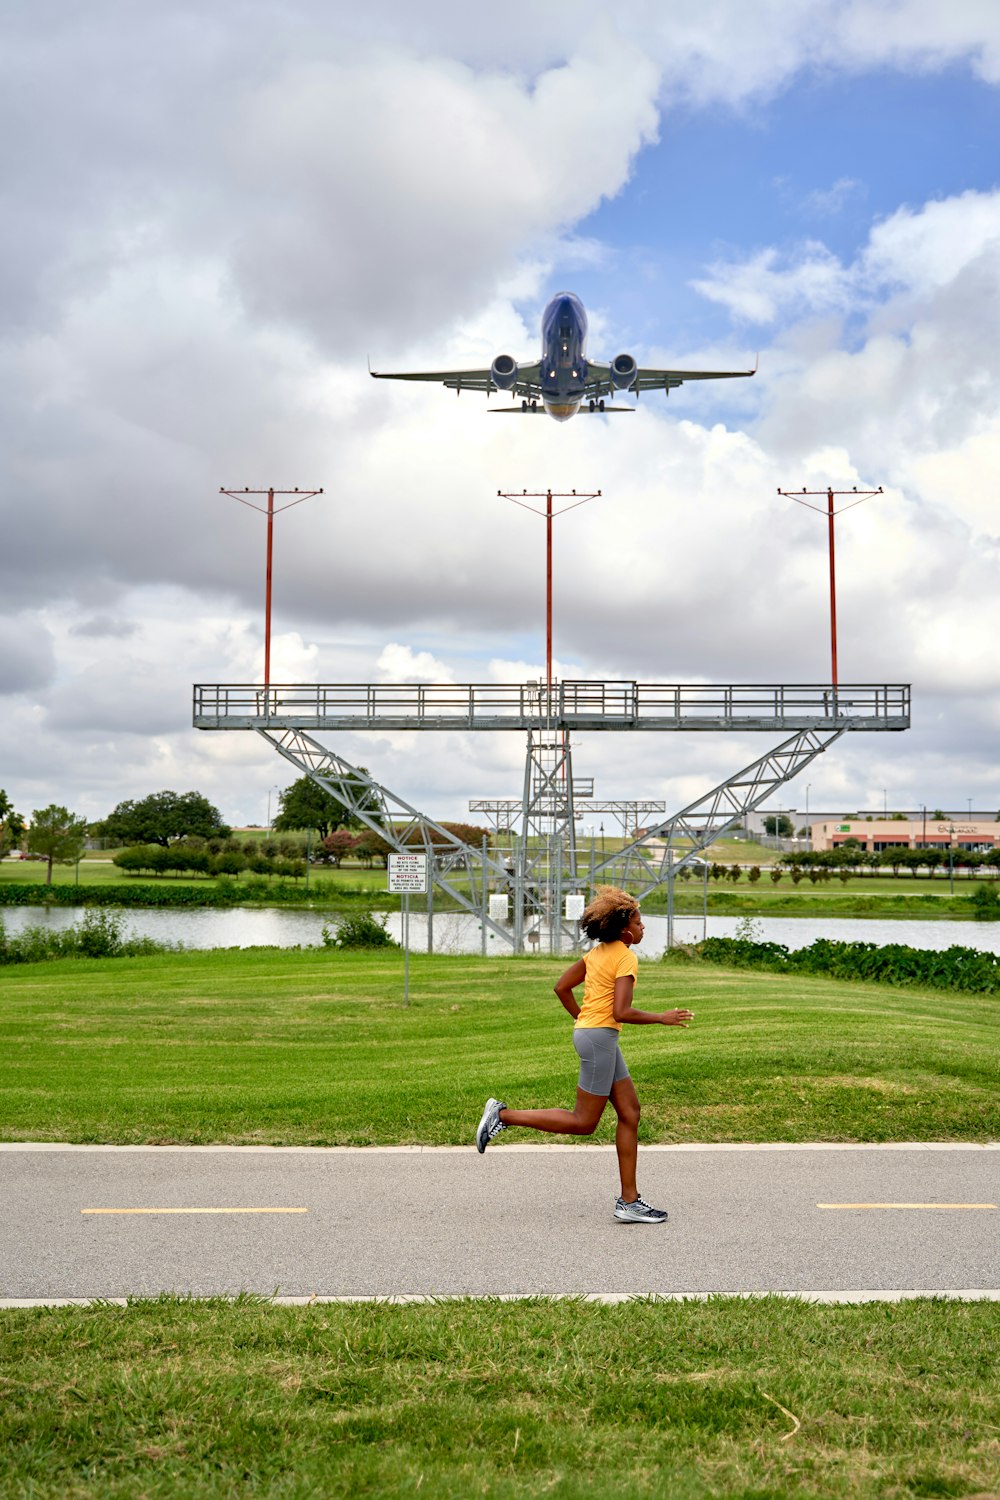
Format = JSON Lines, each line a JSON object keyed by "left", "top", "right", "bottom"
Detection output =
{"left": 777, "top": 484, "right": 882, "bottom": 687}
{"left": 220, "top": 486, "right": 323, "bottom": 685}
{"left": 497, "top": 488, "right": 601, "bottom": 688}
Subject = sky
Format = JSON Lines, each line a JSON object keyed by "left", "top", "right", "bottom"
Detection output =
{"left": 2, "top": 0, "right": 999, "bottom": 830}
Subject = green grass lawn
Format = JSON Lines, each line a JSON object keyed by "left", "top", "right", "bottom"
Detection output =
{"left": 5, "top": 949, "right": 998, "bottom": 1497}
{"left": 2, "top": 948, "right": 997, "bottom": 1144}
{"left": 2, "top": 1296, "right": 998, "bottom": 1498}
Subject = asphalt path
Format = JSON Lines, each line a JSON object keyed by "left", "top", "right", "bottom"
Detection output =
{"left": 1, "top": 1144, "right": 997, "bottom": 1303}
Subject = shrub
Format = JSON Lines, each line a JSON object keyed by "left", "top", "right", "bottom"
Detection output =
{"left": 0, "top": 908, "right": 172, "bottom": 964}
{"left": 322, "top": 912, "right": 398, "bottom": 949}
{"left": 970, "top": 885, "right": 1000, "bottom": 920}
{"left": 698, "top": 935, "right": 1000, "bottom": 993}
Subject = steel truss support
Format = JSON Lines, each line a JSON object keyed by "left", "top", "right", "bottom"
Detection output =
{"left": 259, "top": 723, "right": 845, "bottom": 954}
{"left": 586, "top": 727, "right": 846, "bottom": 945}
{"left": 258, "top": 728, "right": 515, "bottom": 947}
{"left": 514, "top": 730, "right": 578, "bottom": 953}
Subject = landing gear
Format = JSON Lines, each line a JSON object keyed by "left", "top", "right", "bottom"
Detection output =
{"left": 521, "top": 399, "right": 528, "bottom": 410}
{"left": 587, "top": 398, "right": 606, "bottom": 412}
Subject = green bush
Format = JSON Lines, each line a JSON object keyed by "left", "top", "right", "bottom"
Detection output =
{"left": 0, "top": 909, "right": 172, "bottom": 965}
{"left": 970, "top": 885, "right": 1000, "bottom": 920}
{"left": 697, "top": 935, "right": 1000, "bottom": 993}
{"left": 321, "top": 912, "right": 398, "bottom": 949}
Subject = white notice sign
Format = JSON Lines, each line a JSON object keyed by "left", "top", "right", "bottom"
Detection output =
{"left": 388, "top": 853, "right": 428, "bottom": 894}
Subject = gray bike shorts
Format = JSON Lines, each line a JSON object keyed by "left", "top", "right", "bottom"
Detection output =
{"left": 573, "top": 1026, "right": 630, "bottom": 1097}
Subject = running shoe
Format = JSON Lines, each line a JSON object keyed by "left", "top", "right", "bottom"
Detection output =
{"left": 614, "top": 1195, "right": 668, "bottom": 1224}
{"left": 475, "top": 1097, "right": 507, "bottom": 1153}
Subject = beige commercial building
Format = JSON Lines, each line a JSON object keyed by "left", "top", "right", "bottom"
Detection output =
{"left": 811, "top": 818, "right": 1000, "bottom": 853}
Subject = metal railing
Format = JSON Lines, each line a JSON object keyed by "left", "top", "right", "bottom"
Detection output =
{"left": 193, "top": 681, "right": 910, "bottom": 732}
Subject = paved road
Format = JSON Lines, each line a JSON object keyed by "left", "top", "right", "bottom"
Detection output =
{"left": 2, "top": 1144, "right": 997, "bottom": 1302}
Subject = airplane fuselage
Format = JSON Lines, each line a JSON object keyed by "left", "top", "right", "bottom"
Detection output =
{"left": 539, "top": 292, "right": 589, "bottom": 422}
{"left": 370, "top": 291, "right": 754, "bottom": 418}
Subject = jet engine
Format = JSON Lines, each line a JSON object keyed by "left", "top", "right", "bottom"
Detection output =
{"left": 490, "top": 354, "right": 518, "bottom": 391}
{"left": 610, "top": 353, "right": 637, "bottom": 390}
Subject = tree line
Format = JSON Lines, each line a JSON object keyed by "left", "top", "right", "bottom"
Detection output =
{"left": 2, "top": 779, "right": 488, "bottom": 886}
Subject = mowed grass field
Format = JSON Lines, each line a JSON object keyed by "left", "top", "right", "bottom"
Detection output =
{"left": 2, "top": 947, "right": 997, "bottom": 1144}
{"left": 3, "top": 948, "right": 999, "bottom": 1497}
{"left": 3, "top": 1296, "right": 999, "bottom": 1499}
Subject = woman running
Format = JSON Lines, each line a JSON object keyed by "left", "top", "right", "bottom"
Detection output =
{"left": 475, "top": 886, "right": 693, "bottom": 1223}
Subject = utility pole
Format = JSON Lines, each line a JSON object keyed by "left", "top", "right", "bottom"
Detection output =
{"left": 497, "top": 489, "right": 601, "bottom": 688}
{"left": 220, "top": 487, "right": 323, "bottom": 686}
{"left": 777, "top": 484, "right": 881, "bottom": 687}
{"left": 497, "top": 488, "right": 601, "bottom": 953}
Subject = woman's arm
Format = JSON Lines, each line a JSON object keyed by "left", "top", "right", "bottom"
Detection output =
{"left": 554, "top": 958, "right": 586, "bottom": 1019}
{"left": 613, "top": 975, "right": 694, "bottom": 1027}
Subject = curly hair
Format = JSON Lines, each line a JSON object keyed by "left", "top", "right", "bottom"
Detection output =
{"left": 580, "top": 886, "right": 640, "bottom": 944}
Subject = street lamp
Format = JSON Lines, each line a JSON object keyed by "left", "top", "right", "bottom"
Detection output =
{"left": 949, "top": 824, "right": 956, "bottom": 894}
{"left": 267, "top": 786, "right": 282, "bottom": 831}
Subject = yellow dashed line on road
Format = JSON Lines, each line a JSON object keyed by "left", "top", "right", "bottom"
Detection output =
{"left": 82, "top": 1207, "right": 309, "bottom": 1215}
{"left": 818, "top": 1203, "right": 996, "bottom": 1210}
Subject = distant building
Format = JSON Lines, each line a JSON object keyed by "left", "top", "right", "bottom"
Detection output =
{"left": 811, "top": 818, "right": 999, "bottom": 853}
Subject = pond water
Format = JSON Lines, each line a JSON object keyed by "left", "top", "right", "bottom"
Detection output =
{"left": 4, "top": 905, "right": 1000, "bottom": 958}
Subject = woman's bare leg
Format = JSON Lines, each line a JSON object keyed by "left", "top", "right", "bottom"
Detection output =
{"left": 500, "top": 1088, "right": 607, "bottom": 1137}
{"left": 609, "top": 1077, "right": 641, "bottom": 1201}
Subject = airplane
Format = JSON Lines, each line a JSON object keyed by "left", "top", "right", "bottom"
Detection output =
{"left": 369, "top": 291, "right": 755, "bottom": 423}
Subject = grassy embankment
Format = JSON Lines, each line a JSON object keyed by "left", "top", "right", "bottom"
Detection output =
{"left": 3, "top": 947, "right": 997, "bottom": 1144}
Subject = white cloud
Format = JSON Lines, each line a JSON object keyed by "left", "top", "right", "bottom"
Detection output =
{"left": 800, "top": 178, "right": 862, "bottom": 218}
{"left": 377, "top": 643, "right": 453, "bottom": 683}
{"left": 3, "top": 3, "right": 1000, "bottom": 825}
{"left": 692, "top": 243, "right": 852, "bottom": 324}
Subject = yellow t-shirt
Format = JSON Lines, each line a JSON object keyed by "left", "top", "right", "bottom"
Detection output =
{"left": 575, "top": 941, "right": 638, "bottom": 1032}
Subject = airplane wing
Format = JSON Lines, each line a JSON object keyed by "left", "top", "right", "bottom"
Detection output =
{"left": 582, "top": 361, "right": 756, "bottom": 399}
{"left": 632, "top": 363, "right": 756, "bottom": 395}
{"left": 370, "top": 362, "right": 542, "bottom": 399}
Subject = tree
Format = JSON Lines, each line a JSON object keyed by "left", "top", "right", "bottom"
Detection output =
{"left": 877, "top": 846, "right": 908, "bottom": 877}
{"left": 273, "top": 777, "right": 357, "bottom": 838}
{"left": 895, "top": 847, "right": 930, "bottom": 879}
{"left": 763, "top": 814, "right": 794, "bottom": 838}
{"left": 98, "top": 790, "right": 228, "bottom": 847}
{"left": 27, "top": 804, "right": 88, "bottom": 885}
{"left": 0, "top": 788, "right": 25, "bottom": 857}
{"left": 322, "top": 828, "right": 359, "bottom": 867}
{"left": 354, "top": 830, "right": 393, "bottom": 868}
